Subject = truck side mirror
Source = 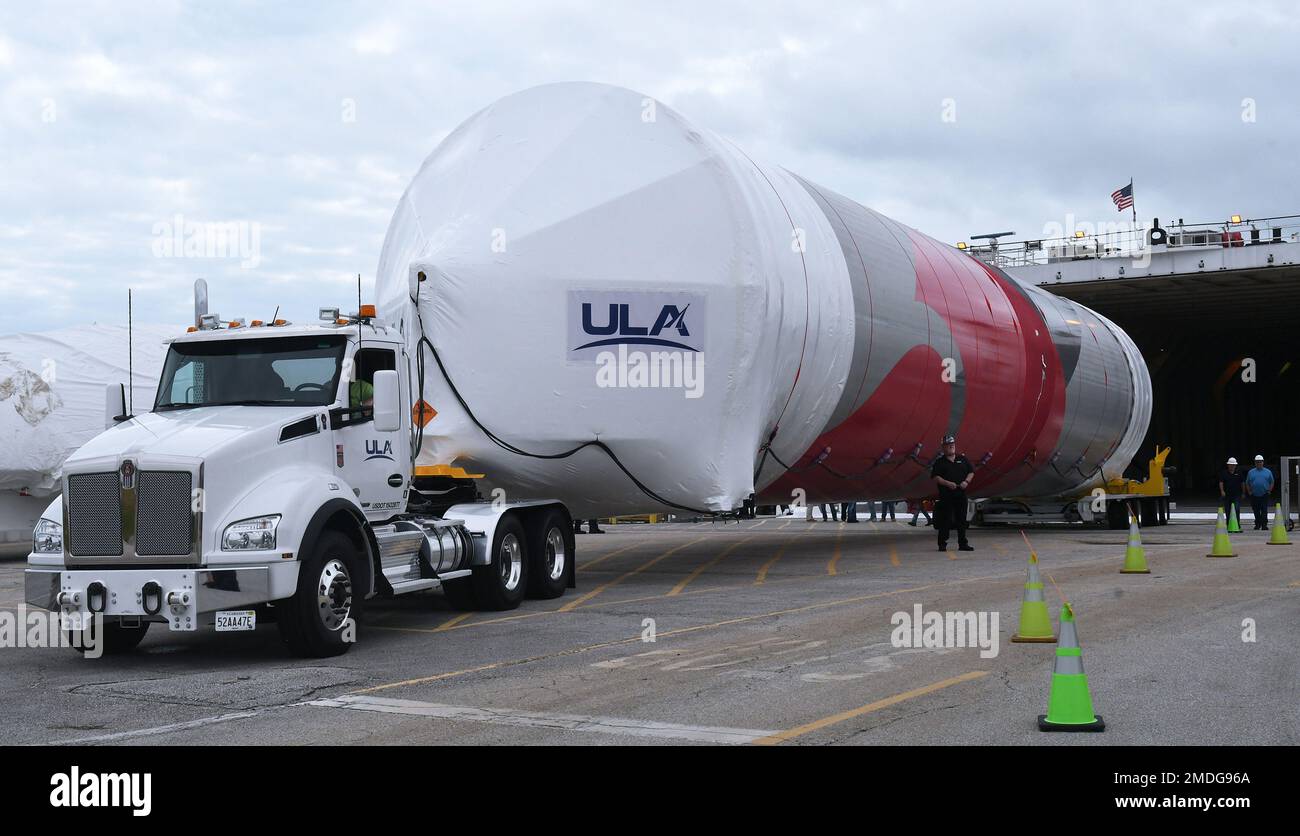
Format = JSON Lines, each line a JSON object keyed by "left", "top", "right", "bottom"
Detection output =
{"left": 372, "top": 370, "right": 401, "bottom": 432}
{"left": 104, "top": 383, "right": 126, "bottom": 429}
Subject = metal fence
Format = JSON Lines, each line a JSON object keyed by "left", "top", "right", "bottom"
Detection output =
{"left": 960, "top": 214, "right": 1300, "bottom": 269}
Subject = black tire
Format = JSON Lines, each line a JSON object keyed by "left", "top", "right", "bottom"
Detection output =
{"left": 66, "top": 619, "right": 150, "bottom": 655}
{"left": 527, "top": 508, "right": 572, "bottom": 600}
{"left": 440, "top": 576, "right": 477, "bottom": 610}
{"left": 471, "top": 515, "right": 529, "bottom": 611}
{"left": 277, "top": 529, "right": 363, "bottom": 658}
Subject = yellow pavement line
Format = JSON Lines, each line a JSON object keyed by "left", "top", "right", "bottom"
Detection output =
{"left": 373, "top": 566, "right": 836, "bottom": 637}
{"left": 353, "top": 661, "right": 513, "bottom": 694}
{"left": 993, "top": 543, "right": 1008, "bottom": 555}
{"left": 751, "top": 671, "right": 990, "bottom": 745}
{"left": 889, "top": 546, "right": 901, "bottom": 568}
{"left": 778, "top": 519, "right": 792, "bottom": 530}
{"left": 754, "top": 535, "right": 799, "bottom": 585}
{"left": 668, "top": 536, "right": 755, "bottom": 596}
{"left": 579, "top": 542, "right": 648, "bottom": 571}
{"left": 947, "top": 548, "right": 957, "bottom": 561}
{"left": 752, "top": 519, "right": 768, "bottom": 527}
{"left": 558, "top": 536, "right": 710, "bottom": 612}
{"left": 359, "top": 590, "right": 994, "bottom": 695}
{"left": 370, "top": 549, "right": 1124, "bottom": 638}
{"left": 357, "top": 557, "right": 1119, "bottom": 692}
{"left": 432, "top": 612, "right": 475, "bottom": 632}
{"left": 826, "top": 525, "right": 846, "bottom": 575}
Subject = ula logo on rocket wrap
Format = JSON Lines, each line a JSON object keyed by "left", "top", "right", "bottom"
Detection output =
{"left": 568, "top": 290, "right": 705, "bottom": 357}
{"left": 568, "top": 290, "right": 706, "bottom": 399}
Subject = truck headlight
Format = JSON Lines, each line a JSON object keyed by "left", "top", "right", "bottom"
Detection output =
{"left": 222, "top": 515, "right": 281, "bottom": 551}
{"left": 33, "top": 519, "right": 63, "bottom": 554}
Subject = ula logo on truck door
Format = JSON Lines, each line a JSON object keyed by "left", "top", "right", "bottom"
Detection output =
{"left": 365, "top": 440, "right": 394, "bottom": 462}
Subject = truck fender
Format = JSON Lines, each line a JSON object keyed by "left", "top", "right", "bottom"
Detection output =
{"left": 220, "top": 468, "right": 379, "bottom": 598}
{"left": 298, "top": 499, "right": 380, "bottom": 599}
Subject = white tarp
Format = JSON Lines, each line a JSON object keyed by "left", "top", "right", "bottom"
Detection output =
{"left": 0, "top": 324, "right": 175, "bottom": 497}
{"left": 376, "top": 82, "right": 854, "bottom": 517}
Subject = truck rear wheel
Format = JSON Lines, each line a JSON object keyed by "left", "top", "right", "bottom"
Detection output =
{"left": 278, "top": 530, "right": 362, "bottom": 658}
{"left": 527, "top": 508, "right": 571, "bottom": 599}
{"left": 472, "top": 515, "right": 529, "bottom": 610}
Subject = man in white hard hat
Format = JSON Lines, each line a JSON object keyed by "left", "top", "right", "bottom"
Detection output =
{"left": 1245, "top": 454, "right": 1275, "bottom": 531}
{"left": 1218, "top": 457, "right": 1244, "bottom": 526}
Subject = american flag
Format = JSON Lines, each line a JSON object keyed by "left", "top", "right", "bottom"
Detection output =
{"left": 1111, "top": 182, "right": 1134, "bottom": 211}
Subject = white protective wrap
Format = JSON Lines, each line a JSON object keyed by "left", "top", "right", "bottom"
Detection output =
{"left": 376, "top": 83, "right": 853, "bottom": 516}
{"left": 0, "top": 324, "right": 173, "bottom": 495}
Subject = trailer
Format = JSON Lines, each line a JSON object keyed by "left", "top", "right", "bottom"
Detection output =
{"left": 974, "top": 447, "right": 1173, "bottom": 529}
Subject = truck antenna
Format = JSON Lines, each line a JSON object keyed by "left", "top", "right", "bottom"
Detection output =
{"left": 128, "top": 288, "right": 134, "bottom": 416}
{"left": 271, "top": 305, "right": 279, "bottom": 325}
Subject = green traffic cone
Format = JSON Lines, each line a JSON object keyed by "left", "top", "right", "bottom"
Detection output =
{"left": 1011, "top": 551, "right": 1057, "bottom": 643}
{"left": 1120, "top": 512, "right": 1150, "bottom": 574}
{"left": 1207, "top": 508, "right": 1237, "bottom": 558}
{"left": 1267, "top": 504, "right": 1291, "bottom": 546}
{"left": 1038, "top": 602, "right": 1105, "bottom": 732}
{"left": 1227, "top": 503, "right": 1242, "bottom": 533}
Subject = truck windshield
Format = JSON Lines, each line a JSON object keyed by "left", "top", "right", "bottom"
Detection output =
{"left": 155, "top": 335, "right": 347, "bottom": 410}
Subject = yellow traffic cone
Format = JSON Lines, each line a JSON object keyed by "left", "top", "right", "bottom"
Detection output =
{"left": 1267, "top": 503, "right": 1292, "bottom": 546}
{"left": 1011, "top": 551, "right": 1057, "bottom": 643}
{"left": 1038, "top": 602, "right": 1105, "bottom": 732}
{"left": 1120, "top": 512, "right": 1150, "bottom": 574}
{"left": 1227, "top": 503, "right": 1242, "bottom": 533}
{"left": 1206, "top": 508, "right": 1237, "bottom": 558}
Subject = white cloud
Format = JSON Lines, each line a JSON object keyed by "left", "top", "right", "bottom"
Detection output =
{"left": 353, "top": 22, "right": 402, "bottom": 56}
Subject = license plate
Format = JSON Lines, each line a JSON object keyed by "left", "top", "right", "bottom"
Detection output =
{"left": 215, "top": 610, "right": 257, "bottom": 632}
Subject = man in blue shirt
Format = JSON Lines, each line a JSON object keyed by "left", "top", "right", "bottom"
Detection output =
{"left": 1245, "top": 455, "right": 1275, "bottom": 530}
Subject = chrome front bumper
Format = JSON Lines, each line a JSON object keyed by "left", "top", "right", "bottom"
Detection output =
{"left": 25, "top": 566, "right": 281, "bottom": 632}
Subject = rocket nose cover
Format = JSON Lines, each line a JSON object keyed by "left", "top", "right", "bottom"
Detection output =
{"left": 375, "top": 83, "right": 855, "bottom": 514}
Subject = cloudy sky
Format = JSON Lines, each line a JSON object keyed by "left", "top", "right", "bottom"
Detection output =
{"left": 2, "top": 1, "right": 1296, "bottom": 334}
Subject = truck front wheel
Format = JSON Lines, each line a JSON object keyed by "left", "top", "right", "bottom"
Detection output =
{"left": 278, "top": 530, "right": 362, "bottom": 658}
{"left": 471, "top": 515, "right": 529, "bottom": 611}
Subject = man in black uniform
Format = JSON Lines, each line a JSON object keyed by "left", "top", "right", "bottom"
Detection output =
{"left": 930, "top": 434, "right": 974, "bottom": 552}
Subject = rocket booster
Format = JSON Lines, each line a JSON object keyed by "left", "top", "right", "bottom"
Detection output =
{"left": 375, "top": 83, "right": 1151, "bottom": 518}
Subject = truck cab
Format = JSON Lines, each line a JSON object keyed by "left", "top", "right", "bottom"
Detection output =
{"left": 26, "top": 307, "right": 575, "bottom": 657}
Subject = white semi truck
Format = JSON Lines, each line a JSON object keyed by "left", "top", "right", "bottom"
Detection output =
{"left": 24, "top": 303, "right": 575, "bottom": 657}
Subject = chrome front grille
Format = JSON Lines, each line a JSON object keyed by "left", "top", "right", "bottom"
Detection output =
{"left": 66, "top": 472, "right": 123, "bottom": 557}
{"left": 135, "top": 471, "right": 194, "bottom": 556}
{"left": 65, "top": 464, "right": 199, "bottom": 562}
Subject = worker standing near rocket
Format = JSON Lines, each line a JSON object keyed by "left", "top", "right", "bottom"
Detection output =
{"left": 931, "top": 435, "right": 975, "bottom": 552}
